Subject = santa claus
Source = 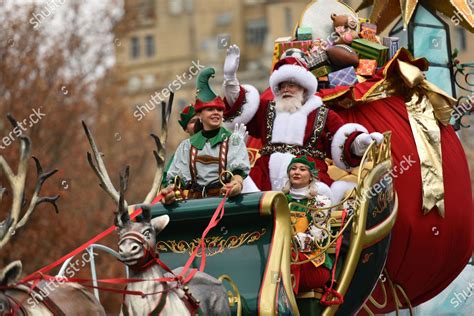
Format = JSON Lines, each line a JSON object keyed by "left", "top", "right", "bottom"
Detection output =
{"left": 223, "top": 44, "right": 382, "bottom": 199}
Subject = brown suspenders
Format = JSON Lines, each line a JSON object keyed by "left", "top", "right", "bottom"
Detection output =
{"left": 189, "top": 138, "right": 229, "bottom": 184}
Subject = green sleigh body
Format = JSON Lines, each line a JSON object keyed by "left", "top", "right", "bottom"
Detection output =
{"left": 138, "top": 134, "right": 397, "bottom": 315}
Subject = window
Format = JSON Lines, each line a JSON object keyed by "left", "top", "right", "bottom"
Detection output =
{"left": 169, "top": 0, "right": 183, "bottom": 15}
{"left": 145, "top": 35, "right": 155, "bottom": 57}
{"left": 456, "top": 28, "right": 467, "bottom": 51}
{"left": 130, "top": 37, "right": 140, "bottom": 59}
{"left": 128, "top": 76, "right": 141, "bottom": 92}
{"left": 144, "top": 74, "right": 156, "bottom": 88}
{"left": 285, "top": 7, "right": 292, "bottom": 33}
{"left": 246, "top": 19, "right": 267, "bottom": 45}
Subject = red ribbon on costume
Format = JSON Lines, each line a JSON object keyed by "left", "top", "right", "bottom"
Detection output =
{"left": 320, "top": 210, "right": 347, "bottom": 306}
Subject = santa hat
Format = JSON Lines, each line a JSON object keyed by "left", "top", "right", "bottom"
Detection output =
{"left": 287, "top": 155, "right": 319, "bottom": 178}
{"left": 269, "top": 57, "right": 318, "bottom": 97}
{"left": 178, "top": 104, "right": 196, "bottom": 130}
{"left": 194, "top": 67, "right": 225, "bottom": 112}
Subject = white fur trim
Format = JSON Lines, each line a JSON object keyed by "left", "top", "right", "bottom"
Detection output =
{"left": 330, "top": 180, "right": 357, "bottom": 204}
{"left": 271, "top": 95, "right": 323, "bottom": 145}
{"left": 242, "top": 176, "right": 261, "bottom": 193}
{"left": 312, "top": 181, "right": 335, "bottom": 205}
{"left": 223, "top": 84, "right": 260, "bottom": 128}
{"left": 269, "top": 64, "right": 318, "bottom": 97}
{"left": 331, "top": 123, "right": 368, "bottom": 170}
{"left": 269, "top": 152, "right": 295, "bottom": 190}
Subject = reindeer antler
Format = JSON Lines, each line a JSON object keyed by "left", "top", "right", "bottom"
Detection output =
{"left": 115, "top": 166, "right": 130, "bottom": 227}
{"left": 82, "top": 120, "right": 125, "bottom": 206}
{"left": 143, "top": 93, "right": 173, "bottom": 204}
{"left": 0, "top": 115, "right": 59, "bottom": 249}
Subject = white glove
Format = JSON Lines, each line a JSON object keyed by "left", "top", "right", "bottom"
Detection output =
{"left": 351, "top": 133, "right": 373, "bottom": 156}
{"left": 223, "top": 44, "right": 241, "bottom": 105}
{"left": 223, "top": 44, "right": 240, "bottom": 83}
{"left": 232, "top": 123, "right": 248, "bottom": 143}
{"left": 351, "top": 132, "right": 384, "bottom": 156}
{"left": 369, "top": 132, "right": 384, "bottom": 144}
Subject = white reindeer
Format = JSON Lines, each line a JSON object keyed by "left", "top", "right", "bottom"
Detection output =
{"left": 82, "top": 95, "right": 230, "bottom": 315}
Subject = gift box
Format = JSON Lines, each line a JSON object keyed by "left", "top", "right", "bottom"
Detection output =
{"left": 351, "top": 39, "right": 389, "bottom": 66}
{"left": 277, "top": 39, "right": 313, "bottom": 55}
{"left": 297, "top": 27, "right": 312, "bottom": 41}
{"left": 328, "top": 66, "right": 358, "bottom": 87}
{"left": 360, "top": 22, "right": 378, "bottom": 42}
{"left": 311, "top": 65, "right": 332, "bottom": 78}
{"left": 306, "top": 49, "right": 329, "bottom": 69}
{"left": 382, "top": 36, "right": 400, "bottom": 59}
{"left": 356, "top": 59, "right": 377, "bottom": 76}
{"left": 311, "top": 39, "right": 329, "bottom": 52}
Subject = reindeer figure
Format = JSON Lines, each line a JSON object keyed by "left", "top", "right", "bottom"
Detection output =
{"left": 83, "top": 96, "right": 230, "bottom": 315}
{"left": 0, "top": 115, "right": 105, "bottom": 315}
{"left": 115, "top": 169, "right": 230, "bottom": 315}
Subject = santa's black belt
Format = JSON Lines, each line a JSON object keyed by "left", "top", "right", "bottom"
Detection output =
{"left": 260, "top": 144, "right": 326, "bottom": 159}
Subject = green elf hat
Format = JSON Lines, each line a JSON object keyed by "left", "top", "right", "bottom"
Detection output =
{"left": 287, "top": 155, "right": 319, "bottom": 178}
{"left": 194, "top": 67, "right": 225, "bottom": 112}
{"left": 178, "top": 104, "right": 196, "bottom": 130}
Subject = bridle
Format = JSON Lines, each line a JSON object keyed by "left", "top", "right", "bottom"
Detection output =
{"left": 118, "top": 231, "right": 201, "bottom": 315}
{"left": 118, "top": 231, "right": 157, "bottom": 272}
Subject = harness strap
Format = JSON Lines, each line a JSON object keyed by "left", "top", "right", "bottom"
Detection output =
{"left": 30, "top": 285, "right": 66, "bottom": 316}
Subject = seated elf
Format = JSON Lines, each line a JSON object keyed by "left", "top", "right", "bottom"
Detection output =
{"left": 283, "top": 155, "right": 333, "bottom": 293}
{"left": 161, "top": 104, "right": 198, "bottom": 188}
{"left": 161, "top": 67, "right": 250, "bottom": 203}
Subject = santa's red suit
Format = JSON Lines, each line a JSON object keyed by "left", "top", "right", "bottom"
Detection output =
{"left": 222, "top": 54, "right": 379, "bottom": 196}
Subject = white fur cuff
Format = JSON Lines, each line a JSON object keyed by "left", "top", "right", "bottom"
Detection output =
{"left": 331, "top": 123, "right": 368, "bottom": 170}
{"left": 224, "top": 84, "right": 260, "bottom": 128}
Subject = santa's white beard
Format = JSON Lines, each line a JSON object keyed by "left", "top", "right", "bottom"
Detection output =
{"left": 275, "top": 90, "right": 305, "bottom": 113}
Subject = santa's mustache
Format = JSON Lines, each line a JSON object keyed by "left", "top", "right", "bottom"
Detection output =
{"left": 275, "top": 91, "right": 305, "bottom": 113}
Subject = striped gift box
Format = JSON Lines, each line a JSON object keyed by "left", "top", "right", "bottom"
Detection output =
{"left": 351, "top": 39, "right": 389, "bottom": 66}
{"left": 382, "top": 37, "right": 400, "bottom": 59}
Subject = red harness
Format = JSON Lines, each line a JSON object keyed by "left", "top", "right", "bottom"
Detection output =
{"left": 118, "top": 231, "right": 200, "bottom": 315}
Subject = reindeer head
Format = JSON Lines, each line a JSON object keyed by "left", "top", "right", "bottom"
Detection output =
{"left": 114, "top": 167, "right": 170, "bottom": 268}
{"left": 0, "top": 261, "right": 22, "bottom": 312}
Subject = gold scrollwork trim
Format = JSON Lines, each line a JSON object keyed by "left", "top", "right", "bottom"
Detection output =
{"left": 156, "top": 229, "right": 266, "bottom": 257}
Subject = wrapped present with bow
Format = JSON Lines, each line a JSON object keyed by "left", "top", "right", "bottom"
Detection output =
{"left": 328, "top": 66, "right": 358, "bottom": 87}
{"left": 311, "top": 65, "right": 332, "bottom": 78}
{"left": 356, "top": 59, "right": 377, "bottom": 76}
{"left": 297, "top": 26, "right": 313, "bottom": 41}
{"left": 360, "top": 22, "right": 378, "bottom": 43}
{"left": 277, "top": 39, "right": 313, "bottom": 55}
{"left": 306, "top": 49, "right": 329, "bottom": 70}
{"left": 351, "top": 38, "right": 389, "bottom": 66}
{"left": 382, "top": 36, "right": 400, "bottom": 59}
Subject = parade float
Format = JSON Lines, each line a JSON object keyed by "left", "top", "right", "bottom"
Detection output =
{"left": 1, "top": 0, "right": 473, "bottom": 315}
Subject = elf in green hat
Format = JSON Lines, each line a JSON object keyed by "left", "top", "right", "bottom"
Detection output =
{"left": 178, "top": 104, "right": 198, "bottom": 135}
{"left": 161, "top": 104, "right": 198, "bottom": 188}
{"left": 283, "top": 155, "right": 334, "bottom": 294}
{"left": 161, "top": 67, "right": 250, "bottom": 202}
